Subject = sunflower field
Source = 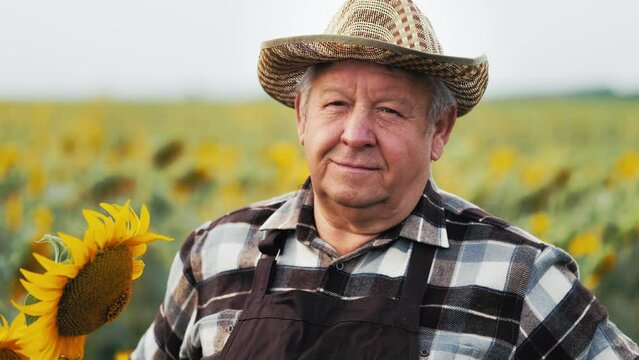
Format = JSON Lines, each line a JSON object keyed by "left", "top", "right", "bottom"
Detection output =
{"left": 1, "top": 97, "right": 638, "bottom": 357}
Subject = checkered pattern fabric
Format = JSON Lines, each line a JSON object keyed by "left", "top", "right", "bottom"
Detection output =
{"left": 132, "top": 178, "right": 638, "bottom": 359}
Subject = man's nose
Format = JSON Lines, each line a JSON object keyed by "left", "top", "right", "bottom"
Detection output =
{"left": 340, "top": 107, "right": 376, "bottom": 148}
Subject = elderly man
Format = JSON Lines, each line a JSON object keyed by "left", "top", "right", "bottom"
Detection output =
{"left": 133, "top": 0, "right": 638, "bottom": 358}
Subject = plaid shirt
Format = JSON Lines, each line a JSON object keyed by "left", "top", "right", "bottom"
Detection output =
{"left": 132, "top": 178, "right": 638, "bottom": 359}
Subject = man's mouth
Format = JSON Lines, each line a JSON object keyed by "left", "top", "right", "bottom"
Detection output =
{"left": 332, "top": 161, "right": 379, "bottom": 172}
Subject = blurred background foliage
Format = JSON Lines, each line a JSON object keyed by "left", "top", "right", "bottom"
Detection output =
{"left": 1, "top": 97, "right": 638, "bottom": 357}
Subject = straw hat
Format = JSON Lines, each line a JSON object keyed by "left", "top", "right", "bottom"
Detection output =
{"left": 258, "top": 0, "right": 488, "bottom": 117}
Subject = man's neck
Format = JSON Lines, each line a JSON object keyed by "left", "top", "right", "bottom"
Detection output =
{"left": 312, "top": 193, "right": 419, "bottom": 256}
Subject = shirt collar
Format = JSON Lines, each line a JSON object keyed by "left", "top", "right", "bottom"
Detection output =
{"left": 259, "top": 177, "right": 449, "bottom": 249}
{"left": 260, "top": 178, "right": 313, "bottom": 232}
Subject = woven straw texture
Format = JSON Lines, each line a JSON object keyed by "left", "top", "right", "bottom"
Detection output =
{"left": 258, "top": 0, "right": 488, "bottom": 116}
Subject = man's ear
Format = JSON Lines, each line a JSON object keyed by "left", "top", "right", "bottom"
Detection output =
{"left": 295, "top": 94, "right": 305, "bottom": 146}
{"left": 430, "top": 107, "right": 457, "bottom": 161}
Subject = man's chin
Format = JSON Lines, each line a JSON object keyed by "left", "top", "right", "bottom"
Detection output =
{"left": 328, "top": 190, "right": 387, "bottom": 210}
{"left": 313, "top": 176, "right": 388, "bottom": 209}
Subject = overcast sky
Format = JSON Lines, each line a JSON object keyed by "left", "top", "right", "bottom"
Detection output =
{"left": 1, "top": 0, "right": 638, "bottom": 100}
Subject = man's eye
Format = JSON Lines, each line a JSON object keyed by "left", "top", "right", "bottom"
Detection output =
{"left": 327, "top": 101, "right": 347, "bottom": 107}
{"left": 380, "top": 107, "right": 402, "bottom": 116}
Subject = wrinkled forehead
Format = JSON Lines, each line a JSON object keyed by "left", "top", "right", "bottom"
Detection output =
{"left": 304, "top": 61, "right": 433, "bottom": 103}
{"left": 311, "top": 60, "right": 424, "bottom": 84}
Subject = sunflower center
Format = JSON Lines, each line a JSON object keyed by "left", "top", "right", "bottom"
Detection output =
{"left": 0, "top": 348, "right": 22, "bottom": 360}
{"left": 56, "top": 246, "right": 133, "bottom": 336}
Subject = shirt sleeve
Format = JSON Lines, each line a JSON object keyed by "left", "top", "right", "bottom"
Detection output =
{"left": 131, "top": 231, "right": 199, "bottom": 360}
{"left": 515, "top": 245, "right": 639, "bottom": 359}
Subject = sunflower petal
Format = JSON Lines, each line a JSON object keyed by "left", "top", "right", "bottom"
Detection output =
{"left": 103, "top": 204, "right": 125, "bottom": 240}
{"left": 103, "top": 215, "right": 115, "bottom": 243}
{"left": 99, "top": 202, "right": 119, "bottom": 218}
{"left": 127, "top": 232, "right": 173, "bottom": 246}
{"left": 58, "top": 232, "right": 89, "bottom": 265}
{"left": 32, "top": 311, "right": 56, "bottom": 334}
{"left": 20, "top": 269, "right": 67, "bottom": 289}
{"left": 131, "top": 260, "right": 145, "bottom": 280}
{"left": 83, "top": 228, "right": 95, "bottom": 248}
{"left": 20, "top": 279, "right": 60, "bottom": 302}
{"left": 83, "top": 216, "right": 109, "bottom": 249}
{"left": 59, "top": 334, "right": 86, "bottom": 360}
{"left": 10, "top": 313, "right": 27, "bottom": 331}
{"left": 40, "top": 338, "right": 60, "bottom": 360}
{"left": 16, "top": 309, "right": 56, "bottom": 357}
{"left": 138, "top": 204, "right": 150, "bottom": 234}
{"left": 91, "top": 228, "right": 108, "bottom": 250}
{"left": 83, "top": 209, "right": 108, "bottom": 227}
{"left": 127, "top": 204, "right": 140, "bottom": 238}
{"left": 11, "top": 299, "right": 55, "bottom": 317}
{"left": 83, "top": 209, "right": 109, "bottom": 247}
{"left": 129, "top": 244, "right": 147, "bottom": 258}
{"left": 33, "top": 253, "right": 79, "bottom": 277}
{"left": 115, "top": 202, "right": 132, "bottom": 239}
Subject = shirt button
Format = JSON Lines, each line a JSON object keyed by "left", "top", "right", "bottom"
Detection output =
{"left": 335, "top": 262, "right": 344, "bottom": 271}
{"left": 419, "top": 349, "right": 429, "bottom": 357}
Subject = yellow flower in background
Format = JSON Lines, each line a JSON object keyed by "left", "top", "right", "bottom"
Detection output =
{"left": 218, "top": 181, "right": 245, "bottom": 210}
{"left": 432, "top": 162, "right": 471, "bottom": 198}
{"left": 595, "top": 252, "right": 617, "bottom": 277}
{"left": 107, "top": 137, "right": 151, "bottom": 170}
{"left": 198, "top": 143, "right": 240, "bottom": 183}
{"left": 267, "top": 142, "right": 307, "bottom": 191}
{"left": 529, "top": 212, "right": 551, "bottom": 237}
{"left": 85, "top": 119, "right": 105, "bottom": 155}
{"left": 520, "top": 160, "right": 547, "bottom": 189}
{"left": 13, "top": 201, "right": 173, "bottom": 360}
{"left": 54, "top": 118, "right": 105, "bottom": 172}
{"left": 33, "top": 206, "right": 54, "bottom": 237}
{"left": 568, "top": 229, "right": 602, "bottom": 257}
{"left": 0, "top": 144, "right": 19, "bottom": 178}
{"left": 612, "top": 150, "right": 639, "bottom": 181}
{"left": 584, "top": 274, "right": 601, "bottom": 290}
{"left": 489, "top": 146, "right": 517, "bottom": 178}
{"left": 267, "top": 142, "right": 298, "bottom": 171}
{"left": 114, "top": 350, "right": 131, "bottom": 360}
{"left": 583, "top": 252, "right": 617, "bottom": 290}
{"left": 59, "top": 134, "right": 77, "bottom": 155}
{"left": 195, "top": 142, "right": 218, "bottom": 168}
{"left": 0, "top": 313, "right": 37, "bottom": 360}
{"left": 292, "top": 160, "right": 309, "bottom": 186}
{"left": 5, "top": 195, "right": 23, "bottom": 231}
{"left": 27, "top": 166, "right": 47, "bottom": 196}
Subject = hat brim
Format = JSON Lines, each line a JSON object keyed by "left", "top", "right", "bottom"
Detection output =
{"left": 258, "top": 34, "right": 488, "bottom": 117}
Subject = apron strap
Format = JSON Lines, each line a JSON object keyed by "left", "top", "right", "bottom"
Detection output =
{"left": 397, "top": 242, "right": 437, "bottom": 328}
{"left": 258, "top": 230, "right": 288, "bottom": 256}
{"left": 249, "top": 231, "right": 290, "bottom": 301}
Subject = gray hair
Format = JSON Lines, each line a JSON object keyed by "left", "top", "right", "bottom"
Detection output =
{"left": 296, "top": 62, "right": 457, "bottom": 124}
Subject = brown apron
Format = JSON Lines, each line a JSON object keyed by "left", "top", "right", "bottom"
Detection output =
{"left": 215, "top": 232, "right": 436, "bottom": 360}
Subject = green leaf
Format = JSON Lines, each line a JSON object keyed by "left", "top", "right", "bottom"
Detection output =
{"left": 24, "top": 293, "right": 40, "bottom": 326}
{"left": 37, "top": 234, "right": 72, "bottom": 264}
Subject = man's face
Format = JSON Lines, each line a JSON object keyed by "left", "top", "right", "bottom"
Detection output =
{"left": 296, "top": 61, "right": 453, "bottom": 211}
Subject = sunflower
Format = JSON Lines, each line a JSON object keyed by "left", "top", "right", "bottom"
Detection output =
{"left": 0, "top": 313, "right": 37, "bottom": 360}
{"left": 12, "top": 201, "right": 172, "bottom": 360}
